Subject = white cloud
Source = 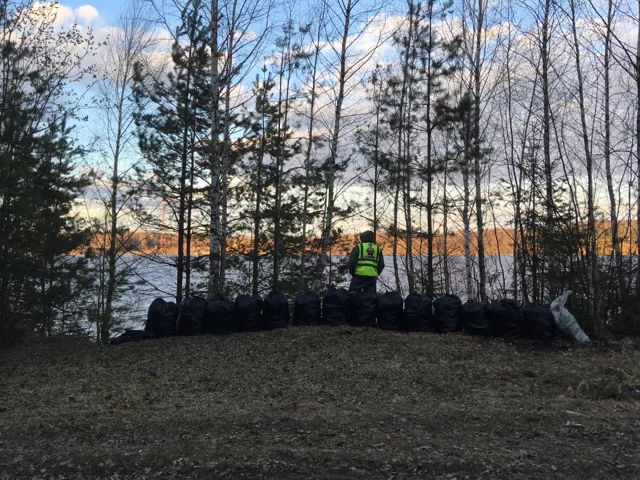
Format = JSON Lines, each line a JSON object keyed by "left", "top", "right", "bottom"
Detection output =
{"left": 77, "top": 5, "right": 99, "bottom": 24}
{"left": 29, "top": 2, "right": 73, "bottom": 26}
{"left": 29, "top": 2, "right": 101, "bottom": 27}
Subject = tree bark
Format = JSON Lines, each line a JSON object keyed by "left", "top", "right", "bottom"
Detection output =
{"left": 473, "top": 0, "right": 487, "bottom": 304}
{"left": 219, "top": 0, "right": 239, "bottom": 294}
{"left": 443, "top": 157, "right": 451, "bottom": 295}
{"left": 176, "top": 20, "right": 197, "bottom": 304}
{"left": 568, "top": 0, "right": 603, "bottom": 335}
{"left": 103, "top": 96, "right": 122, "bottom": 344}
{"left": 603, "top": 0, "right": 624, "bottom": 297}
{"left": 425, "top": 3, "right": 435, "bottom": 299}
{"left": 101, "top": 2, "right": 156, "bottom": 343}
{"left": 636, "top": 0, "right": 640, "bottom": 294}
{"left": 208, "top": 0, "right": 222, "bottom": 298}
{"left": 463, "top": 151, "right": 473, "bottom": 299}
{"left": 398, "top": 4, "right": 416, "bottom": 293}
{"left": 300, "top": 17, "right": 322, "bottom": 290}
{"left": 317, "top": 0, "right": 352, "bottom": 284}
{"left": 252, "top": 144, "right": 264, "bottom": 295}
{"left": 273, "top": 22, "right": 295, "bottom": 291}
{"left": 393, "top": 161, "right": 402, "bottom": 293}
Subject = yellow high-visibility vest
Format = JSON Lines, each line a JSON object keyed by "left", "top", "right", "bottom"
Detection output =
{"left": 355, "top": 242, "right": 380, "bottom": 277}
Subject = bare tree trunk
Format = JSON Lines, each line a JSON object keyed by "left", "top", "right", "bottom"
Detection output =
{"left": 443, "top": 158, "right": 451, "bottom": 295}
{"left": 373, "top": 113, "right": 380, "bottom": 239}
{"left": 502, "top": 10, "right": 519, "bottom": 302}
{"left": 176, "top": 33, "right": 196, "bottom": 304}
{"left": 300, "top": 16, "right": 323, "bottom": 290}
{"left": 398, "top": 6, "right": 416, "bottom": 293}
{"left": 473, "top": 0, "right": 487, "bottom": 304}
{"left": 219, "top": 0, "right": 238, "bottom": 295}
{"left": 417, "top": 179, "right": 426, "bottom": 288}
{"left": 393, "top": 164, "right": 402, "bottom": 293}
{"left": 315, "top": 0, "right": 385, "bottom": 286}
{"left": 568, "top": 0, "right": 603, "bottom": 335}
{"left": 418, "top": 1, "right": 440, "bottom": 298}
{"left": 516, "top": 67, "right": 540, "bottom": 305}
{"left": 369, "top": 73, "right": 383, "bottom": 239}
{"left": 542, "top": 0, "right": 554, "bottom": 223}
{"left": 252, "top": 145, "right": 265, "bottom": 296}
{"left": 636, "top": 0, "right": 640, "bottom": 294}
{"left": 403, "top": 106, "right": 416, "bottom": 293}
{"left": 103, "top": 110, "right": 121, "bottom": 344}
{"left": 176, "top": 155, "right": 186, "bottom": 303}
{"left": 0, "top": 237, "right": 9, "bottom": 331}
{"left": 505, "top": 103, "right": 519, "bottom": 302}
{"left": 251, "top": 154, "right": 264, "bottom": 295}
{"left": 490, "top": 197, "right": 507, "bottom": 296}
{"left": 317, "top": 0, "right": 353, "bottom": 282}
{"left": 220, "top": 173, "right": 228, "bottom": 292}
{"left": 463, "top": 161, "right": 473, "bottom": 298}
{"left": 273, "top": 22, "right": 295, "bottom": 291}
{"left": 540, "top": 0, "right": 554, "bottom": 301}
{"left": 100, "top": 2, "right": 157, "bottom": 343}
{"left": 426, "top": 127, "right": 434, "bottom": 298}
{"left": 425, "top": 58, "right": 435, "bottom": 298}
{"left": 208, "top": 0, "right": 222, "bottom": 298}
{"left": 404, "top": 156, "right": 415, "bottom": 292}
{"left": 603, "top": 0, "right": 624, "bottom": 297}
{"left": 252, "top": 82, "right": 267, "bottom": 295}
{"left": 185, "top": 146, "right": 195, "bottom": 298}
{"left": 216, "top": 0, "right": 271, "bottom": 293}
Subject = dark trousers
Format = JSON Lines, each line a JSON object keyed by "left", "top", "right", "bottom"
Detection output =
{"left": 348, "top": 275, "right": 377, "bottom": 296}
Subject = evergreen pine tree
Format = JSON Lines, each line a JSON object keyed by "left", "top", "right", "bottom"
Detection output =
{"left": 133, "top": 0, "right": 212, "bottom": 303}
{"left": 0, "top": 0, "right": 97, "bottom": 341}
{"left": 379, "top": 0, "right": 459, "bottom": 296}
{"left": 231, "top": 66, "right": 300, "bottom": 296}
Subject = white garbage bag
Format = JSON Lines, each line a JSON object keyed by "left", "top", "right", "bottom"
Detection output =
{"left": 550, "top": 290, "right": 590, "bottom": 343}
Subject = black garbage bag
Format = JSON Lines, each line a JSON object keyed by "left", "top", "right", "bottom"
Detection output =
{"left": 350, "top": 290, "right": 377, "bottom": 327}
{"left": 293, "top": 292, "right": 321, "bottom": 326}
{"left": 261, "top": 291, "right": 290, "bottom": 329}
{"left": 145, "top": 297, "right": 178, "bottom": 337}
{"left": 404, "top": 293, "right": 432, "bottom": 332}
{"left": 110, "top": 329, "right": 156, "bottom": 345}
{"left": 432, "top": 295, "right": 462, "bottom": 333}
{"left": 205, "top": 295, "right": 235, "bottom": 334}
{"left": 322, "top": 288, "right": 351, "bottom": 326}
{"left": 522, "top": 304, "right": 556, "bottom": 341}
{"left": 178, "top": 297, "right": 207, "bottom": 336}
{"left": 234, "top": 294, "right": 263, "bottom": 332}
{"left": 462, "top": 301, "right": 490, "bottom": 336}
{"left": 490, "top": 298, "right": 522, "bottom": 338}
{"left": 376, "top": 291, "right": 404, "bottom": 330}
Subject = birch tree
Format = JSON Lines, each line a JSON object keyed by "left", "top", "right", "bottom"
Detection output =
{"left": 91, "top": 1, "right": 160, "bottom": 343}
{"left": 314, "top": 0, "right": 388, "bottom": 287}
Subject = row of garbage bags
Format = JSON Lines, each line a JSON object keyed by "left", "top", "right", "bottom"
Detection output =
{"left": 109, "top": 289, "right": 588, "bottom": 344}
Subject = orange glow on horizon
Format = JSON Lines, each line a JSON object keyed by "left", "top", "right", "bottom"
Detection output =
{"left": 78, "top": 221, "right": 638, "bottom": 257}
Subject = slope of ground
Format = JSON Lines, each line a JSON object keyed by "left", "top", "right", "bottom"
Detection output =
{"left": 1, "top": 328, "right": 639, "bottom": 479}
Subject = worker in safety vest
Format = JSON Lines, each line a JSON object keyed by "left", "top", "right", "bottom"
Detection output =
{"left": 347, "top": 230, "right": 385, "bottom": 295}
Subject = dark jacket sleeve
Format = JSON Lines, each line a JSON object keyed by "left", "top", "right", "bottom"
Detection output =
{"left": 377, "top": 247, "right": 385, "bottom": 274}
{"left": 348, "top": 245, "right": 359, "bottom": 275}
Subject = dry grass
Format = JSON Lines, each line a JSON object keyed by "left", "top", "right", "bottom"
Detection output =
{"left": 1, "top": 328, "right": 639, "bottom": 479}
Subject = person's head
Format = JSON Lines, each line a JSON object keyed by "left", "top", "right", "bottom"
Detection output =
{"left": 360, "top": 230, "right": 375, "bottom": 243}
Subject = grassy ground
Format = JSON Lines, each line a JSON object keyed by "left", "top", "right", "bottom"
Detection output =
{"left": 1, "top": 328, "right": 640, "bottom": 479}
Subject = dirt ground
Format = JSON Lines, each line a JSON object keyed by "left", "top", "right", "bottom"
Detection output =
{"left": 1, "top": 327, "right": 639, "bottom": 479}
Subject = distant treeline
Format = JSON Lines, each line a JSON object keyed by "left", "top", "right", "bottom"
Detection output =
{"left": 82, "top": 223, "right": 640, "bottom": 257}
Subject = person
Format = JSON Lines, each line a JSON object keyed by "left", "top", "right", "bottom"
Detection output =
{"left": 347, "top": 230, "right": 384, "bottom": 296}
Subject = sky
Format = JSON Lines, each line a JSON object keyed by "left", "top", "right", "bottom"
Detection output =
{"left": 62, "top": 1, "right": 120, "bottom": 25}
